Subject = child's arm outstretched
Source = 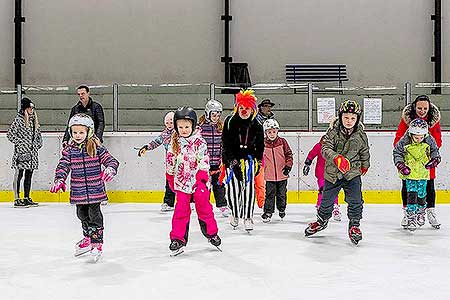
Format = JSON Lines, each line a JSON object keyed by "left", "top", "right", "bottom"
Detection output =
{"left": 50, "top": 148, "right": 71, "bottom": 193}
{"left": 98, "top": 146, "right": 120, "bottom": 182}
{"left": 303, "top": 142, "right": 321, "bottom": 176}
{"left": 138, "top": 131, "right": 165, "bottom": 157}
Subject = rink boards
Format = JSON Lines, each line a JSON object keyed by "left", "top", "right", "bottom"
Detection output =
{"left": 1, "top": 132, "right": 449, "bottom": 203}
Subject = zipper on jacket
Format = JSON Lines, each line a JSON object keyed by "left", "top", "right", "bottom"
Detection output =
{"left": 271, "top": 147, "right": 278, "bottom": 181}
{"left": 81, "top": 149, "right": 90, "bottom": 202}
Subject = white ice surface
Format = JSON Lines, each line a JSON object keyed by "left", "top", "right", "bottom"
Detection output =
{"left": 1, "top": 203, "right": 450, "bottom": 300}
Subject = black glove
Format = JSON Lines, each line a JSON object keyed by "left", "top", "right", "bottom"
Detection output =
{"left": 303, "top": 159, "right": 312, "bottom": 176}
{"left": 255, "top": 160, "right": 262, "bottom": 176}
{"left": 138, "top": 145, "right": 149, "bottom": 157}
{"left": 282, "top": 166, "right": 291, "bottom": 176}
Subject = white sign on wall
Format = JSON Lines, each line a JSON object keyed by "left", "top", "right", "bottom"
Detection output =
{"left": 363, "top": 98, "right": 382, "bottom": 124}
{"left": 317, "top": 98, "right": 336, "bottom": 124}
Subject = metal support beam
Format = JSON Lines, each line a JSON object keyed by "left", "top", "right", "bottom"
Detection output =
{"left": 307, "top": 83, "right": 313, "bottom": 132}
{"left": 112, "top": 83, "right": 119, "bottom": 131}
{"left": 431, "top": 0, "right": 441, "bottom": 94}
{"left": 404, "top": 81, "right": 412, "bottom": 105}
{"left": 14, "top": 0, "right": 25, "bottom": 86}
{"left": 209, "top": 83, "right": 215, "bottom": 100}
{"left": 221, "top": 0, "right": 232, "bottom": 84}
{"left": 16, "top": 84, "right": 22, "bottom": 112}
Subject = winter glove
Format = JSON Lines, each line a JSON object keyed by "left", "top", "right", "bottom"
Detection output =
{"left": 166, "top": 173, "right": 175, "bottom": 192}
{"left": 303, "top": 159, "right": 312, "bottom": 176}
{"left": 396, "top": 162, "right": 411, "bottom": 176}
{"left": 255, "top": 160, "right": 263, "bottom": 176}
{"left": 138, "top": 145, "right": 149, "bottom": 157}
{"left": 101, "top": 167, "right": 116, "bottom": 182}
{"left": 361, "top": 167, "right": 368, "bottom": 176}
{"left": 425, "top": 157, "right": 441, "bottom": 169}
{"left": 282, "top": 166, "right": 292, "bottom": 176}
{"left": 333, "top": 155, "right": 350, "bottom": 174}
{"left": 193, "top": 170, "right": 209, "bottom": 191}
{"left": 229, "top": 159, "right": 243, "bottom": 182}
{"left": 50, "top": 180, "right": 66, "bottom": 193}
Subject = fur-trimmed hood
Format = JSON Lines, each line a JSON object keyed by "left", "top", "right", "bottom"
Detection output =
{"left": 402, "top": 103, "right": 441, "bottom": 128}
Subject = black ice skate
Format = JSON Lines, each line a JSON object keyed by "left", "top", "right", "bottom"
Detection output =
{"left": 208, "top": 235, "right": 222, "bottom": 252}
{"left": 169, "top": 239, "right": 186, "bottom": 257}
{"left": 279, "top": 211, "right": 286, "bottom": 220}
{"left": 14, "top": 198, "right": 29, "bottom": 208}
{"left": 261, "top": 212, "right": 272, "bottom": 223}
{"left": 348, "top": 226, "right": 362, "bottom": 245}
{"left": 305, "top": 216, "right": 328, "bottom": 237}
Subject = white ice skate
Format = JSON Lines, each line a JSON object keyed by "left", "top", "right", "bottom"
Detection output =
{"left": 401, "top": 207, "right": 408, "bottom": 229}
{"left": 161, "top": 203, "right": 174, "bottom": 212}
{"left": 219, "top": 206, "right": 230, "bottom": 217}
{"left": 426, "top": 208, "right": 441, "bottom": 229}
{"left": 417, "top": 206, "right": 426, "bottom": 227}
{"left": 406, "top": 210, "right": 418, "bottom": 232}
{"left": 74, "top": 237, "right": 91, "bottom": 257}
{"left": 332, "top": 205, "right": 341, "bottom": 222}
{"left": 229, "top": 216, "right": 239, "bottom": 229}
{"left": 90, "top": 243, "right": 103, "bottom": 263}
{"left": 244, "top": 218, "right": 254, "bottom": 232}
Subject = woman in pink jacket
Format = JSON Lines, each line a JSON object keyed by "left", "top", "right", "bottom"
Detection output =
{"left": 303, "top": 136, "right": 341, "bottom": 221}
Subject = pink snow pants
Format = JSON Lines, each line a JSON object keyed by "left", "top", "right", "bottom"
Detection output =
{"left": 170, "top": 186, "right": 219, "bottom": 243}
{"left": 316, "top": 178, "right": 338, "bottom": 207}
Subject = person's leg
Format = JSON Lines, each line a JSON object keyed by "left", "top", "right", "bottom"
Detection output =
{"left": 88, "top": 203, "right": 104, "bottom": 244}
{"left": 275, "top": 180, "right": 288, "bottom": 214}
{"left": 342, "top": 176, "right": 363, "bottom": 227}
{"left": 13, "top": 169, "right": 24, "bottom": 200}
{"left": 254, "top": 167, "right": 266, "bottom": 209}
{"left": 163, "top": 179, "right": 176, "bottom": 207}
{"left": 426, "top": 179, "right": 435, "bottom": 209}
{"left": 170, "top": 191, "right": 192, "bottom": 244}
{"left": 211, "top": 170, "right": 227, "bottom": 208}
{"left": 193, "top": 184, "right": 219, "bottom": 238}
{"left": 242, "top": 160, "right": 256, "bottom": 220}
{"left": 316, "top": 178, "right": 324, "bottom": 208}
{"left": 401, "top": 180, "right": 407, "bottom": 207}
{"left": 225, "top": 167, "right": 241, "bottom": 222}
{"left": 23, "top": 170, "right": 33, "bottom": 198}
{"left": 263, "top": 181, "right": 276, "bottom": 214}
{"left": 76, "top": 204, "right": 90, "bottom": 238}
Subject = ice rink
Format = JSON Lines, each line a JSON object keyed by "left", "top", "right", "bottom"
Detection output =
{"left": 1, "top": 203, "right": 450, "bottom": 300}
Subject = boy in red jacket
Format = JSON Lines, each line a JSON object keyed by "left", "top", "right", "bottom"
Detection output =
{"left": 261, "top": 119, "right": 293, "bottom": 222}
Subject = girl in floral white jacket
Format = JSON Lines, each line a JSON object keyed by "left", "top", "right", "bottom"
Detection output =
{"left": 165, "top": 107, "right": 221, "bottom": 256}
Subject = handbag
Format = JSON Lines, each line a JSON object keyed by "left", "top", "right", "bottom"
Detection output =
{"left": 17, "top": 152, "right": 32, "bottom": 163}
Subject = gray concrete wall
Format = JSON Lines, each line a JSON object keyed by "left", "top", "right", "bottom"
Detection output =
{"left": 0, "top": 1, "right": 448, "bottom": 87}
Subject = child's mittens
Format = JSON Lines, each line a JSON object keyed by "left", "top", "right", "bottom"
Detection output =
{"left": 282, "top": 166, "right": 292, "bottom": 176}
{"left": 303, "top": 159, "right": 312, "bottom": 176}
{"left": 361, "top": 167, "right": 368, "bottom": 176}
{"left": 101, "top": 167, "right": 116, "bottom": 182}
{"left": 425, "top": 157, "right": 441, "bottom": 169}
{"left": 138, "top": 145, "right": 149, "bottom": 157}
{"left": 396, "top": 162, "right": 411, "bottom": 176}
{"left": 166, "top": 173, "right": 175, "bottom": 192}
{"left": 333, "top": 155, "right": 350, "bottom": 174}
{"left": 50, "top": 180, "right": 66, "bottom": 193}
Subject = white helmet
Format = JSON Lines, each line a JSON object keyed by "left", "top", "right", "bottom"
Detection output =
{"left": 408, "top": 118, "right": 428, "bottom": 135}
{"left": 263, "top": 119, "right": 280, "bottom": 132}
{"left": 69, "top": 113, "right": 95, "bottom": 138}
{"left": 205, "top": 99, "right": 223, "bottom": 119}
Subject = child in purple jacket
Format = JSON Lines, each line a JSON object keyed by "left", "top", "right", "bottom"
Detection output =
{"left": 303, "top": 136, "right": 341, "bottom": 221}
{"left": 50, "top": 113, "right": 119, "bottom": 262}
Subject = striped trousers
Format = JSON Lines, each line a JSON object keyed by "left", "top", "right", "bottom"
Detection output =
{"left": 225, "top": 160, "right": 256, "bottom": 220}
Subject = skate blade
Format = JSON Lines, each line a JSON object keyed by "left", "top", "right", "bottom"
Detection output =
{"left": 350, "top": 235, "right": 362, "bottom": 245}
{"left": 74, "top": 248, "right": 91, "bottom": 257}
{"left": 170, "top": 247, "right": 185, "bottom": 257}
{"left": 92, "top": 253, "right": 102, "bottom": 263}
{"left": 213, "top": 245, "right": 223, "bottom": 252}
{"left": 432, "top": 225, "right": 441, "bottom": 229}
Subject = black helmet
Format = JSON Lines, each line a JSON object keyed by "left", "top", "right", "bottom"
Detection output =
{"left": 338, "top": 100, "right": 362, "bottom": 127}
{"left": 173, "top": 106, "right": 197, "bottom": 134}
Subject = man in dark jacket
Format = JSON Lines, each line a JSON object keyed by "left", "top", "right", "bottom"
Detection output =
{"left": 63, "top": 85, "right": 105, "bottom": 145}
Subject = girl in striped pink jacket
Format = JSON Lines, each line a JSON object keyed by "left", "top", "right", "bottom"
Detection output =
{"left": 50, "top": 114, "right": 119, "bottom": 262}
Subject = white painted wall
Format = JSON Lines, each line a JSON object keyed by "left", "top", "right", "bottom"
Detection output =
{"left": 1, "top": 132, "right": 448, "bottom": 192}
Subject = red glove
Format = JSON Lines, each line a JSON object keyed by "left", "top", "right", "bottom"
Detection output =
{"left": 361, "top": 167, "right": 368, "bottom": 176}
{"left": 50, "top": 180, "right": 66, "bottom": 193}
{"left": 334, "top": 155, "right": 350, "bottom": 174}
{"left": 166, "top": 173, "right": 175, "bottom": 192}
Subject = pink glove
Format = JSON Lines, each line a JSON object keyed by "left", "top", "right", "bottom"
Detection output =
{"left": 193, "top": 170, "right": 209, "bottom": 191}
{"left": 50, "top": 180, "right": 66, "bottom": 193}
{"left": 101, "top": 167, "right": 116, "bottom": 182}
{"left": 166, "top": 173, "right": 175, "bottom": 192}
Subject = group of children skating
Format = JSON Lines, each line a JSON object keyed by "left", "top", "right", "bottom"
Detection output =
{"left": 9, "top": 91, "right": 441, "bottom": 260}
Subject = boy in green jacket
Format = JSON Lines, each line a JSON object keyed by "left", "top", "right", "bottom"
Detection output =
{"left": 305, "top": 100, "right": 370, "bottom": 245}
{"left": 393, "top": 118, "right": 440, "bottom": 231}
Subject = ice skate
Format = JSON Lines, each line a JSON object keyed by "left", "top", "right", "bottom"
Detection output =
{"left": 169, "top": 239, "right": 186, "bottom": 257}
{"left": 406, "top": 210, "right": 417, "bottom": 232}
{"left": 219, "top": 206, "right": 230, "bottom": 217}
{"left": 101, "top": 201, "right": 108, "bottom": 206}
{"left": 74, "top": 236, "right": 91, "bottom": 257}
{"left": 401, "top": 207, "right": 408, "bottom": 229}
{"left": 229, "top": 215, "right": 239, "bottom": 229}
{"left": 208, "top": 234, "right": 222, "bottom": 252}
{"left": 160, "top": 203, "right": 174, "bottom": 212}
{"left": 90, "top": 243, "right": 103, "bottom": 263}
{"left": 426, "top": 208, "right": 441, "bottom": 229}
{"left": 14, "top": 198, "right": 29, "bottom": 208}
{"left": 332, "top": 205, "right": 341, "bottom": 222}
{"left": 416, "top": 205, "right": 426, "bottom": 227}
{"left": 305, "top": 216, "right": 328, "bottom": 237}
{"left": 348, "top": 226, "right": 362, "bottom": 245}
{"left": 244, "top": 218, "right": 254, "bottom": 232}
{"left": 261, "top": 212, "right": 272, "bottom": 223}
{"left": 279, "top": 211, "right": 286, "bottom": 220}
